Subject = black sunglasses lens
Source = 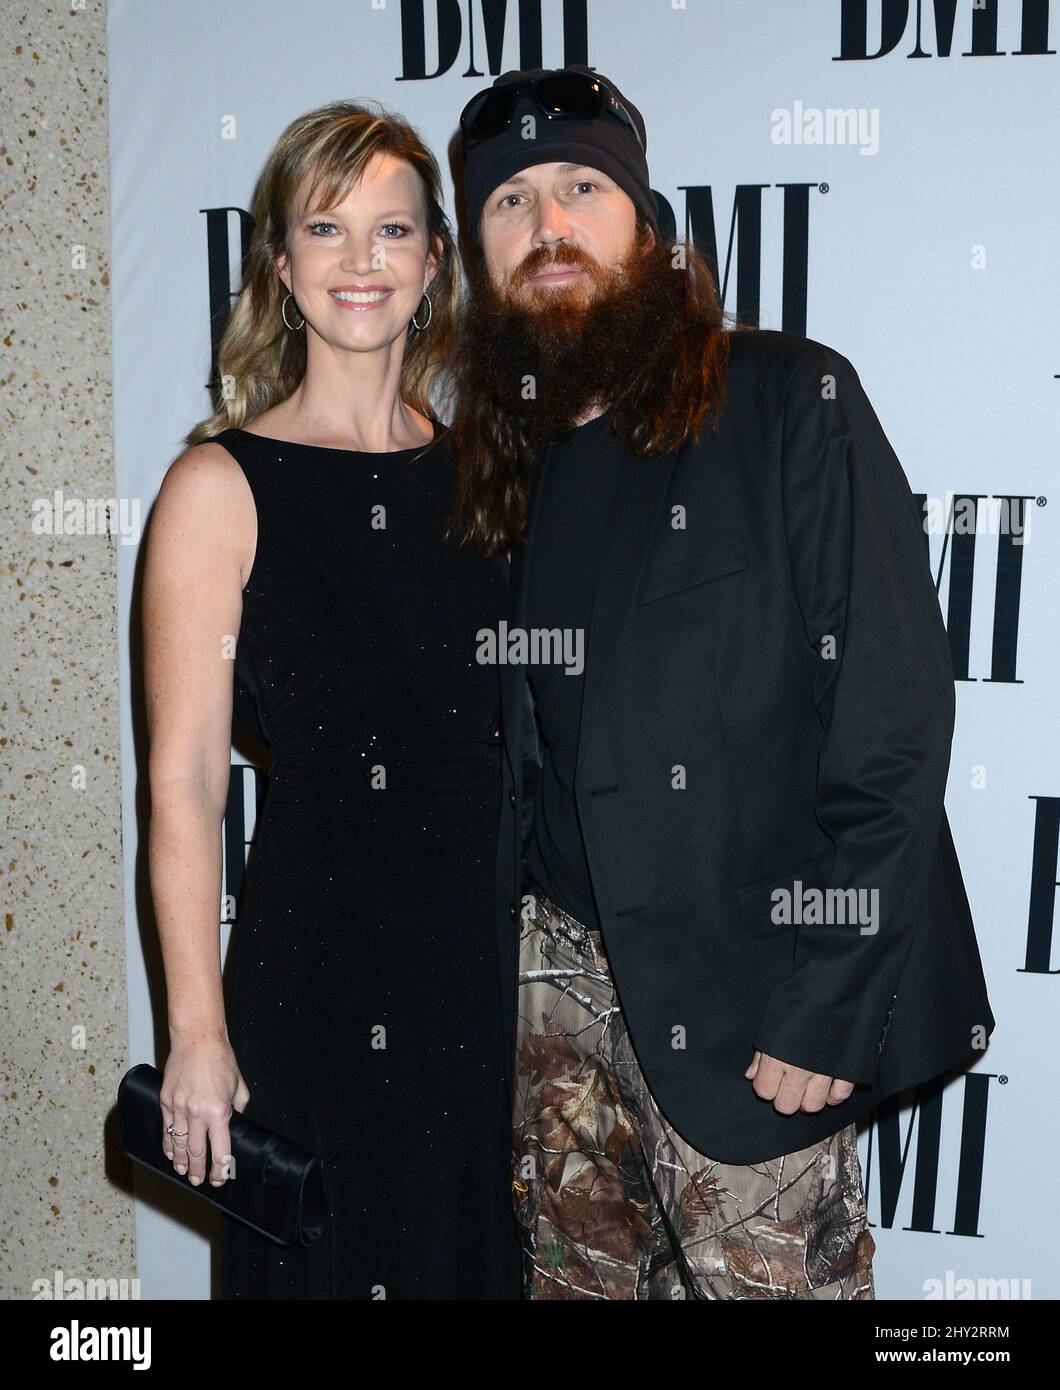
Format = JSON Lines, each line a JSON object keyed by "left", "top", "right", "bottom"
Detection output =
{"left": 461, "top": 86, "right": 522, "bottom": 145}
{"left": 534, "top": 72, "right": 602, "bottom": 117}
{"left": 537, "top": 73, "right": 640, "bottom": 146}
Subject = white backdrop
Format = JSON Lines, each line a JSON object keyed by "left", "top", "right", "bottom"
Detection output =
{"left": 107, "top": 0, "right": 1059, "bottom": 1300}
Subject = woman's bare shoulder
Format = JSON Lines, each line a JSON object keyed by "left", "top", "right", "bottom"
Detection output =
{"left": 150, "top": 440, "right": 256, "bottom": 585}
{"left": 156, "top": 438, "right": 252, "bottom": 510}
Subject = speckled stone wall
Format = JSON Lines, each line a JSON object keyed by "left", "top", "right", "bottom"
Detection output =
{"left": 1, "top": 3, "right": 137, "bottom": 1297}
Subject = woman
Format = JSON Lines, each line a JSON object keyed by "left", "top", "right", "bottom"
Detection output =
{"left": 141, "top": 101, "right": 522, "bottom": 1299}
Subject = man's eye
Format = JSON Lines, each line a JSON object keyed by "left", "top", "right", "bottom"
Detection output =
{"left": 499, "top": 194, "right": 524, "bottom": 209}
{"left": 572, "top": 182, "right": 597, "bottom": 194}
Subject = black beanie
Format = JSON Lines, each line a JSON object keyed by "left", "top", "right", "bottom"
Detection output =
{"left": 460, "top": 66, "right": 673, "bottom": 249}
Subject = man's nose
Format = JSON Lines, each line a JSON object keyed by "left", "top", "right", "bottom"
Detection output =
{"left": 531, "top": 195, "right": 574, "bottom": 247}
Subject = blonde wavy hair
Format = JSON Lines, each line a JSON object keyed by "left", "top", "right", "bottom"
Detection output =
{"left": 186, "top": 100, "right": 459, "bottom": 446}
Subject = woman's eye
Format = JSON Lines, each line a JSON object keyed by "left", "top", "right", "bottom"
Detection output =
{"left": 380, "top": 223, "right": 412, "bottom": 238}
{"left": 308, "top": 220, "right": 337, "bottom": 235}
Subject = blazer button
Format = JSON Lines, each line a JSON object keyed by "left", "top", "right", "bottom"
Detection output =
{"left": 509, "top": 900, "right": 516, "bottom": 920}
{"left": 509, "top": 789, "right": 516, "bottom": 806}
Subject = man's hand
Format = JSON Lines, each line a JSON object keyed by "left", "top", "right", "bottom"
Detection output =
{"left": 744, "top": 1050, "right": 855, "bottom": 1113}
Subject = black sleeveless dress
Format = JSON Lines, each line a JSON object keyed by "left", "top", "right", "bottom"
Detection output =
{"left": 212, "top": 422, "right": 522, "bottom": 1300}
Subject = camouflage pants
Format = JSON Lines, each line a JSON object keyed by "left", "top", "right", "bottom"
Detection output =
{"left": 512, "top": 884, "right": 877, "bottom": 1300}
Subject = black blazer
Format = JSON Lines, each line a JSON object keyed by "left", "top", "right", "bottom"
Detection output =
{"left": 495, "top": 327, "right": 995, "bottom": 1165}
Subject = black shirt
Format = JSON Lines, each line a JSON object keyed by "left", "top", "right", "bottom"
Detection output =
{"left": 523, "top": 406, "right": 624, "bottom": 930}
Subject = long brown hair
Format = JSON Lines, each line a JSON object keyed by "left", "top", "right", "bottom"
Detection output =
{"left": 186, "top": 100, "right": 459, "bottom": 447}
{"left": 446, "top": 216, "right": 746, "bottom": 557}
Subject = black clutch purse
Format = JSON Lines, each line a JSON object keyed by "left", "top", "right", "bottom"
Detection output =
{"left": 116, "top": 1063, "right": 329, "bottom": 1247}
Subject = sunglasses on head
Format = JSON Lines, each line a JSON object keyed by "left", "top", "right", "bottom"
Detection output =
{"left": 459, "top": 71, "right": 645, "bottom": 154}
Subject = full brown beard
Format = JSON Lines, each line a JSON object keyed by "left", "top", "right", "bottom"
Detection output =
{"left": 456, "top": 228, "right": 689, "bottom": 455}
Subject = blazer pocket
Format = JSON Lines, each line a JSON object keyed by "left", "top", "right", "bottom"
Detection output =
{"left": 737, "top": 858, "right": 819, "bottom": 939}
{"left": 636, "top": 539, "right": 749, "bottom": 605}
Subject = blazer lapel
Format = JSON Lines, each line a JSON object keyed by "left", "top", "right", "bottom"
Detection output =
{"left": 500, "top": 445, "right": 556, "bottom": 778}
{"left": 577, "top": 444, "right": 684, "bottom": 764}
{"left": 505, "top": 436, "right": 683, "bottom": 777}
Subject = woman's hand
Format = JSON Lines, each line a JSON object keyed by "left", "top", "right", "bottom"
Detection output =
{"left": 160, "top": 1036, "right": 250, "bottom": 1187}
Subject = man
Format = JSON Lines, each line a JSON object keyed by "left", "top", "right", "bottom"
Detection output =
{"left": 449, "top": 66, "right": 994, "bottom": 1300}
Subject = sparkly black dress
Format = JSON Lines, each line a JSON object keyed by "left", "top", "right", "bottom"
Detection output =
{"left": 211, "top": 422, "right": 522, "bottom": 1300}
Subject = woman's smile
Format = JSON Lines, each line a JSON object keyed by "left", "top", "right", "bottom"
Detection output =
{"left": 327, "top": 284, "right": 395, "bottom": 310}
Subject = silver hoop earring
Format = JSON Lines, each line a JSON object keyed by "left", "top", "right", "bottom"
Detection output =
{"left": 282, "top": 291, "right": 305, "bottom": 331}
{"left": 411, "top": 292, "right": 432, "bottom": 331}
